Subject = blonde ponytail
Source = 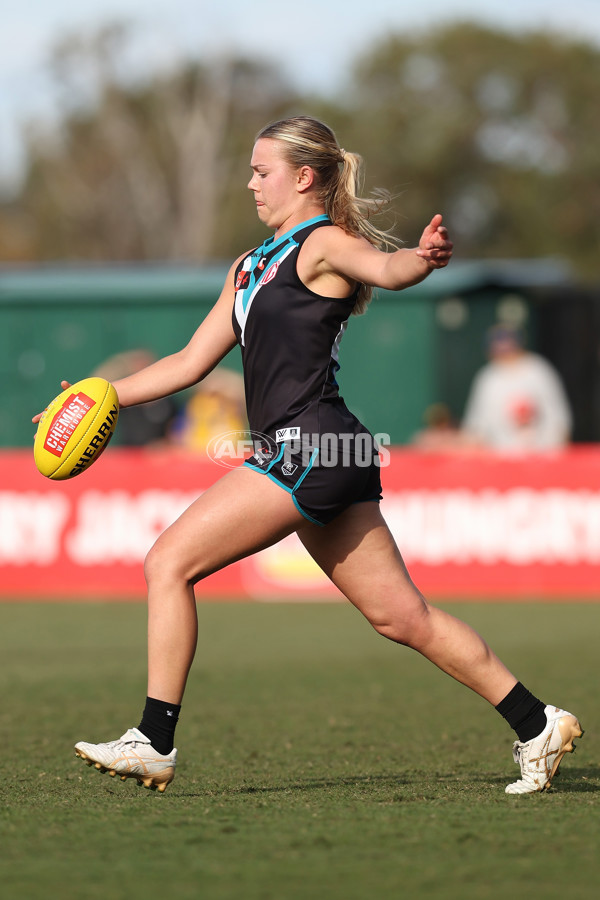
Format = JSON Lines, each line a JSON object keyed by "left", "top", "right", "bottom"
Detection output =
{"left": 256, "top": 116, "right": 400, "bottom": 314}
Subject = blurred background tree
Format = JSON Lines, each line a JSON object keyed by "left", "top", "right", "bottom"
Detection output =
{"left": 2, "top": 21, "right": 599, "bottom": 278}
{"left": 335, "top": 23, "right": 600, "bottom": 276}
{"left": 7, "top": 23, "right": 298, "bottom": 263}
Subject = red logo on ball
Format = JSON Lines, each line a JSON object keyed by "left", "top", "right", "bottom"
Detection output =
{"left": 43, "top": 392, "right": 96, "bottom": 457}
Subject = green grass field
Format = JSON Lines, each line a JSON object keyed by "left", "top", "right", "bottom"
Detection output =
{"left": 0, "top": 601, "right": 598, "bottom": 900}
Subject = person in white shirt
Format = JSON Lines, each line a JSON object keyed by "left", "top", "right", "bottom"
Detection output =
{"left": 462, "top": 324, "right": 572, "bottom": 451}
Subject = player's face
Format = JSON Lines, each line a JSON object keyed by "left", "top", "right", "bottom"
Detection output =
{"left": 248, "top": 139, "right": 301, "bottom": 231}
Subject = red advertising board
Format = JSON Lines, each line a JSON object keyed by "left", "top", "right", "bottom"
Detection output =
{"left": 1, "top": 448, "right": 599, "bottom": 600}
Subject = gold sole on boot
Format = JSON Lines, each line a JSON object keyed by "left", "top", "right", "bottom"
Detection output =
{"left": 74, "top": 748, "right": 174, "bottom": 792}
{"left": 543, "top": 716, "right": 583, "bottom": 791}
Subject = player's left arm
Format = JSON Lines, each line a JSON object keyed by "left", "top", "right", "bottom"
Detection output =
{"left": 317, "top": 214, "right": 453, "bottom": 291}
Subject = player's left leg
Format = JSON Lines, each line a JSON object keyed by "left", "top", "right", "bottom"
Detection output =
{"left": 298, "top": 501, "right": 516, "bottom": 703}
{"left": 297, "top": 502, "right": 583, "bottom": 791}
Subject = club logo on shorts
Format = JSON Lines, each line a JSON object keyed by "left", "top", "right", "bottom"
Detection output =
{"left": 254, "top": 446, "right": 274, "bottom": 466}
{"left": 281, "top": 462, "right": 298, "bottom": 477}
{"left": 276, "top": 427, "right": 301, "bottom": 442}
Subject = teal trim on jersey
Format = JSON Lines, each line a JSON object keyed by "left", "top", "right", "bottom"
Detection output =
{"left": 243, "top": 442, "right": 285, "bottom": 475}
{"left": 262, "top": 214, "right": 330, "bottom": 255}
{"left": 266, "top": 472, "right": 293, "bottom": 494}
{"left": 245, "top": 465, "right": 295, "bottom": 498}
{"left": 265, "top": 442, "right": 286, "bottom": 472}
{"left": 245, "top": 445, "right": 326, "bottom": 527}
{"left": 293, "top": 447, "right": 319, "bottom": 491}
{"left": 239, "top": 215, "right": 330, "bottom": 314}
{"left": 292, "top": 494, "right": 325, "bottom": 527}
{"left": 244, "top": 460, "right": 268, "bottom": 474}
{"left": 242, "top": 241, "right": 297, "bottom": 313}
{"left": 265, "top": 474, "right": 325, "bottom": 527}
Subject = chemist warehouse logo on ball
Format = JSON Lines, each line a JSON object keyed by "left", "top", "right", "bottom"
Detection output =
{"left": 43, "top": 392, "right": 96, "bottom": 457}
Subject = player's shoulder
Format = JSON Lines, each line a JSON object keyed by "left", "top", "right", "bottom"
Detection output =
{"left": 232, "top": 249, "right": 253, "bottom": 269}
{"left": 307, "top": 223, "right": 364, "bottom": 244}
{"left": 228, "top": 249, "right": 255, "bottom": 284}
{"left": 302, "top": 223, "right": 369, "bottom": 258}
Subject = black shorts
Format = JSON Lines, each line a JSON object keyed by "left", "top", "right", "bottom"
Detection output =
{"left": 244, "top": 438, "right": 383, "bottom": 526}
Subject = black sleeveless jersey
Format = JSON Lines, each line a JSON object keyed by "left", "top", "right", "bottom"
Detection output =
{"left": 232, "top": 215, "right": 366, "bottom": 442}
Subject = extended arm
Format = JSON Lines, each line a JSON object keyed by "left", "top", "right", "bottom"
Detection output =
{"left": 309, "top": 214, "right": 453, "bottom": 292}
{"left": 32, "top": 259, "right": 241, "bottom": 423}
{"left": 113, "top": 261, "right": 239, "bottom": 408}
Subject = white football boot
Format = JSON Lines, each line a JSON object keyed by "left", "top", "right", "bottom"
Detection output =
{"left": 505, "top": 705, "right": 583, "bottom": 794}
{"left": 74, "top": 727, "right": 176, "bottom": 792}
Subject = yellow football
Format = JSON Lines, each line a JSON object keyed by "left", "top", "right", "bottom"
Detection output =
{"left": 34, "top": 377, "right": 119, "bottom": 480}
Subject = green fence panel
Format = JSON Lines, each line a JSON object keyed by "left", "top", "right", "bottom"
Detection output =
{"left": 1, "top": 261, "right": 573, "bottom": 447}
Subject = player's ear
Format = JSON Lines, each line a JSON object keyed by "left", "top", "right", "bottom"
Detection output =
{"left": 296, "top": 165, "right": 315, "bottom": 193}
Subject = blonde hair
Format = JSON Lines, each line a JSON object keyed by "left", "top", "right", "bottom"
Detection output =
{"left": 256, "top": 116, "right": 399, "bottom": 314}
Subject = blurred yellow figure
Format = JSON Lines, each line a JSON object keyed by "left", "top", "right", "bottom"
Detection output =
{"left": 174, "top": 368, "right": 246, "bottom": 452}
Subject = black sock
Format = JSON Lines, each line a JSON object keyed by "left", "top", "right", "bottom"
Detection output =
{"left": 138, "top": 696, "right": 181, "bottom": 755}
{"left": 495, "top": 682, "right": 547, "bottom": 742}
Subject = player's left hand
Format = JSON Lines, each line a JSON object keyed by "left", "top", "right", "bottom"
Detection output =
{"left": 416, "top": 214, "right": 453, "bottom": 269}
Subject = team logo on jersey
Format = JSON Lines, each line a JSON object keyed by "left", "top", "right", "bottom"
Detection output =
{"left": 234, "top": 243, "right": 297, "bottom": 347}
{"left": 281, "top": 462, "right": 298, "bottom": 477}
{"left": 262, "top": 260, "right": 281, "bottom": 285}
{"left": 235, "top": 270, "right": 250, "bottom": 291}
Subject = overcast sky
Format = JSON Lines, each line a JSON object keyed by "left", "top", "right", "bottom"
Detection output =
{"left": 2, "top": 0, "right": 600, "bottom": 190}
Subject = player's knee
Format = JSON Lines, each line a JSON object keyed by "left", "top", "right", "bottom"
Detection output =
{"left": 371, "top": 618, "right": 413, "bottom": 645}
{"left": 144, "top": 537, "right": 194, "bottom": 589}
{"left": 369, "top": 600, "right": 432, "bottom": 647}
{"left": 143, "top": 541, "right": 166, "bottom": 588}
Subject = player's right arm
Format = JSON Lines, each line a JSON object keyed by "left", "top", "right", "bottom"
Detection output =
{"left": 113, "top": 257, "right": 242, "bottom": 409}
{"left": 32, "top": 258, "right": 244, "bottom": 425}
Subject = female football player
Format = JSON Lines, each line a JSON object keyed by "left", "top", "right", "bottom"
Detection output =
{"left": 38, "top": 116, "right": 581, "bottom": 794}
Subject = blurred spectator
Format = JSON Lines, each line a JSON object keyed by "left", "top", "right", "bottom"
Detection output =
{"left": 461, "top": 325, "right": 572, "bottom": 451}
{"left": 412, "top": 402, "right": 471, "bottom": 452}
{"left": 93, "top": 349, "right": 178, "bottom": 447}
{"left": 172, "top": 368, "right": 246, "bottom": 452}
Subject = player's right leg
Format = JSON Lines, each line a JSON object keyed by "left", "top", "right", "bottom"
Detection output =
{"left": 74, "top": 465, "right": 306, "bottom": 790}
{"left": 143, "top": 464, "right": 306, "bottom": 704}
